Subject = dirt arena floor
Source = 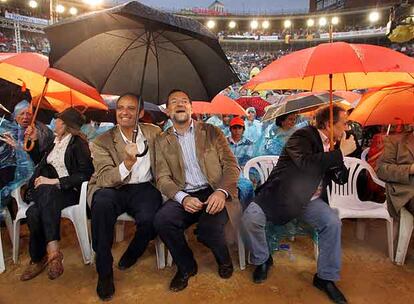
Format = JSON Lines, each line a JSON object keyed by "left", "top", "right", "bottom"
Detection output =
{"left": 1, "top": 218, "right": 413, "bottom": 304}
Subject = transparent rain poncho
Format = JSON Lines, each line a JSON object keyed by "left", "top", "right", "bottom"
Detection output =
{"left": 0, "top": 119, "right": 34, "bottom": 210}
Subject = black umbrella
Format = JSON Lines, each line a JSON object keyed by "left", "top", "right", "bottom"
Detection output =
{"left": 45, "top": 1, "right": 238, "bottom": 103}
{"left": 45, "top": 1, "right": 238, "bottom": 153}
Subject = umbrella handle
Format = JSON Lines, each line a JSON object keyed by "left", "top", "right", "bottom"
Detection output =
{"left": 135, "top": 140, "right": 149, "bottom": 157}
{"left": 23, "top": 136, "right": 35, "bottom": 152}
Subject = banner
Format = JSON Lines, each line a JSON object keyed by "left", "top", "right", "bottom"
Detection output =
{"left": 259, "top": 35, "right": 279, "bottom": 41}
{"left": 5, "top": 11, "right": 49, "bottom": 26}
{"left": 320, "top": 28, "right": 386, "bottom": 39}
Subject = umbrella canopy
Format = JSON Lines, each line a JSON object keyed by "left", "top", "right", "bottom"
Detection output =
{"left": 0, "top": 52, "right": 107, "bottom": 112}
{"left": 193, "top": 94, "right": 246, "bottom": 115}
{"left": 262, "top": 92, "right": 349, "bottom": 122}
{"left": 235, "top": 96, "right": 269, "bottom": 117}
{"left": 349, "top": 83, "right": 414, "bottom": 126}
{"left": 244, "top": 42, "right": 414, "bottom": 92}
{"left": 45, "top": 1, "right": 239, "bottom": 104}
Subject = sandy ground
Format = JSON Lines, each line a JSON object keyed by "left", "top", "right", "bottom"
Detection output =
{"left": 0, "top": 219, "right": 413, "bottom": 304}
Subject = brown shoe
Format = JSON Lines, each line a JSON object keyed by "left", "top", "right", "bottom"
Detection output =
{"left": 20, "top": 257, "right": 48, "bottom": 281}
{"left": 47, "top": 251, "right": 64, "bottom": 280}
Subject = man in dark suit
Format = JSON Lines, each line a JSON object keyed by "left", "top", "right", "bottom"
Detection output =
{"left": 241, "top": 105, "right": 356, "bottom": 304}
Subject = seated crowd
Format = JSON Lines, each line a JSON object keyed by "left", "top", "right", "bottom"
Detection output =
{"left": 0, "top": 90, "right": 413, "bottom": 304}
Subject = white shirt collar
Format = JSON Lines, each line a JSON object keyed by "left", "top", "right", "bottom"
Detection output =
{"left": 54, "top": 133, "right": 72, "bottom": 145}
{"left": 118, "top": 125, "right": 142, "bottom": 144}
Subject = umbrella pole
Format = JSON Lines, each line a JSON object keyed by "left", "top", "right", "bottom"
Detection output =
{"left": 24, "top": 78, "right": 50, "bottom": 152}
{"left": 329, "top": 73, "right": 334, "bottom": 151}
{"left": 132, "top": 31, "right": 150, "bottom": 157}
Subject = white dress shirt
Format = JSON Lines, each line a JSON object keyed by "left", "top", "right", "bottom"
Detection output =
{"left": 47, "top": 133, "right": 72, "bottom": 178}
{"left": 118, "top": 126, "right": 152, "bottom": 184}
{"left": 310, "top": 130, "right": 331, "bottom": 201}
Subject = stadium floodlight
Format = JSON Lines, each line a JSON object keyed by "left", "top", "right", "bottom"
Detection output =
{"left": 250, "top": 20, "right": 259, "bottom": 30}
{"left": 262, "top": 20, "right": 270, "bottom": 29}
{"left": 0, "top": 0, "right": 7, "bottom": 3}
{"left": 307, "top": 19, "right": 315, "bottom": 27}
{"left": 319, "top": 17, "right": 327, "bottom": 27}
{"left": 69, "top": 7, "right": 78, "bottom": 16}
{"left": 369, "top": 11, "right": 380, "bottom": 23}
{"left": 28, "top": 0, "right": 38, "bottom": 9}
{"left": 83, "top": 0, "right": 102, "bottom": 6}
{"left": 331, "top": 16, "right": 339, "bottom": 25}
{"left": 228, "top": 21, "right": 236, "bottom": 29}
{"left": 284, "top": 20, "right": 292, "bottom": 28}
{"left": 206, "top": 20, "right": 216, "bottom": 29}
{"left": 56, "top": 4, "right": 65, "bottom": 13}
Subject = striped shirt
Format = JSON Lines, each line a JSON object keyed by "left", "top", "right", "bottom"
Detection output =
{"left": 173, "top": 121, "right": 209, "bottom": 204}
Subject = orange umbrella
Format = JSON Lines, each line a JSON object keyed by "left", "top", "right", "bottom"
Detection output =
{"left": 0, "top": 53, "right": 107, "bottom": 112}
{"left": 193, "top": 95, "right": 246, "bottom": 115}
{"left": 244, "top": 42, "right": 414, "bottom": 148}
{"left": 349, "top": 83, "right": 414, "bottom": 126}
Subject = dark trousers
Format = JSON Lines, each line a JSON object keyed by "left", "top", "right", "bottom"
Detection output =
{"left": 154, "top": 187, "right": 230, "bottom": 274}
{"left": 26, "top": 184, "right": 78, "bottom": 262}
{"left": 91, "top": 182, "right": 162, "bottom": 277}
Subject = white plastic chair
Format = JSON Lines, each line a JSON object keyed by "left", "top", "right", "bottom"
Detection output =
{"left": 395, "top": 207, "right": 413, "bottom": 265}
{"left": 0, "top": 208, "right": 13, "bottom": 273}
{"left": 327, "top": 157, "right": 394, "bottom": 261}
{"left": 114, "top": 213, "right": 166, "bottom": 269}
{"left": 11, "top": 181, "right": 92, "bottom": 264}
{"left": 243, "top": 155, "right": 319, "bottom": 261}
{"left": 243, "top": 155, "right": 279, "bottom": 183}
{"left": 361, "top": 148, "right": 369, "bottom": 162}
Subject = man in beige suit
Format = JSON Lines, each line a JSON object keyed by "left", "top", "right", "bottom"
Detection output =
{"left": 154, "top": 89, "right": 240, "bottom": 292}
{"left": 377, "top": 130, "right": 414, "bottom": 217}
{"left": 88, "top": 94, "right": 162, "bottom": 301}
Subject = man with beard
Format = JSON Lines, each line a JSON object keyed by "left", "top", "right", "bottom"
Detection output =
{"left": 154, "top": 89, "right": 240, "bottom": 292}
{"left": 88, "top": 94, "right": 162, "bottom": 301}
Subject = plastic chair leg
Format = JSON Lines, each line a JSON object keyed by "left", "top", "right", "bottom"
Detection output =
{"left": 395, "top": 208, "right": 414, "bottom": 265}
{"left": 71, "top": 213, "right": 92, "bottom": 264}
{"left": 12, "top": 220, "right": 21, "bottom": 264}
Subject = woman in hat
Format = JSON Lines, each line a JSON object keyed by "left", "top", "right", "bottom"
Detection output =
{"left": 20, "top": 107, "right": 94, "bottom": 282}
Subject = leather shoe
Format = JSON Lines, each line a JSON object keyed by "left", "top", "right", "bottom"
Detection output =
{"left": 253, "top": 255, "right": 273, "bottom": 284}
{"left": 313, "top": 274, "right": 347, "bottom": 304}
{"left": 169, "top": 264, "right": 198, "bottom": 292}
{"left": 97, "top": 272, "right": 115, "bottom": 301}
{"left": 218, "top": 262, "right": 233, "bottom": 279}
{"left": 20, "top": 256, "right": 48, "bottom": 281}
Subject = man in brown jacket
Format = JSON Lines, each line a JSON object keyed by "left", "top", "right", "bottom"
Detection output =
{"left": 377, "top": 130, "right": 414, "bottom": 217}
{"left": 88, "top": 94, "right": 162, "bottom": 301}
{"left": 154, "top": 89, "right": 240, "bottom": 292}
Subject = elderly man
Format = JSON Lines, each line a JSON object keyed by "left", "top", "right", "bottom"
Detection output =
{"left": 154, "top": 89, "right": 240, "bottom": 292}
{"left": 242, "top": 105, "right": 356, "bottom": 304}
{"left": 88, "top": 94, "right": 162, "bottom": 301}
{"left": 376, "top": 127, "right": 414, "bottom": 217}
{"left": 244, "top": 107, "right": 262, "bottom": 143}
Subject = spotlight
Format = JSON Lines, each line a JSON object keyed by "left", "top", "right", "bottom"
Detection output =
{"left": 250, "top": 20, "right": 259, "bottom": 30}
{"left": 319, "top": 17, "right": 327, "bottom": 26}
{"left": 69, "top": 7, "right": 78, "bottom": 16}
{"left": 56, "top": 4, "right": 65, "bottom": 14}
{"left": 28, "top": 0, "right": 38, "bottom": 9}
{"left": 369, "top": 11, "right": 380, "bottom": 23}
{"left": 331, "top": 16, "right": 339, "bottom": 25}
{"left": 207, "top": 20, "right": 216, "bottom": 29}
{"left": 262, "top": 20, "right": 270, "bottom": 29}
{"left": 284, "top": 20, "right": 292, "bottom": 28}
{"left": 228, "top": 21, "right": 236, "bottom": 29}
{"left": 307, "top": 19, "right": 315, "bottom": 27}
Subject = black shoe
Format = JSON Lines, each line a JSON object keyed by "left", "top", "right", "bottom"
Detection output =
{"left": 117, "top": 250, "right": 139, "bottom": 271}
{"left": 218, "top": 262, "right": 233, "bottom": 279}
{"left": 97, "top": 273, "right": 115, "bottom": 301}
{"left": 253, "top": 255, "right": 273, "bottom": 284}
{"left": 313, "top": 274, "right": 347, "bottom": 304}
{"left": 169, "top": 264, "right": 198, "bottom": 292}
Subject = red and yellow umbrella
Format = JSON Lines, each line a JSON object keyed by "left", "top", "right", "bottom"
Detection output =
{"left": 193, "top": 94, "right": 246, "bottom": 116}
{"left": 349, "top": 82, "right": 414, "bottom": 126}
{"left": 0, "top": 52, "right": 107, "bottom": 112}
{"left": 244, "top": 42, "right": 414, "bottom": 148}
